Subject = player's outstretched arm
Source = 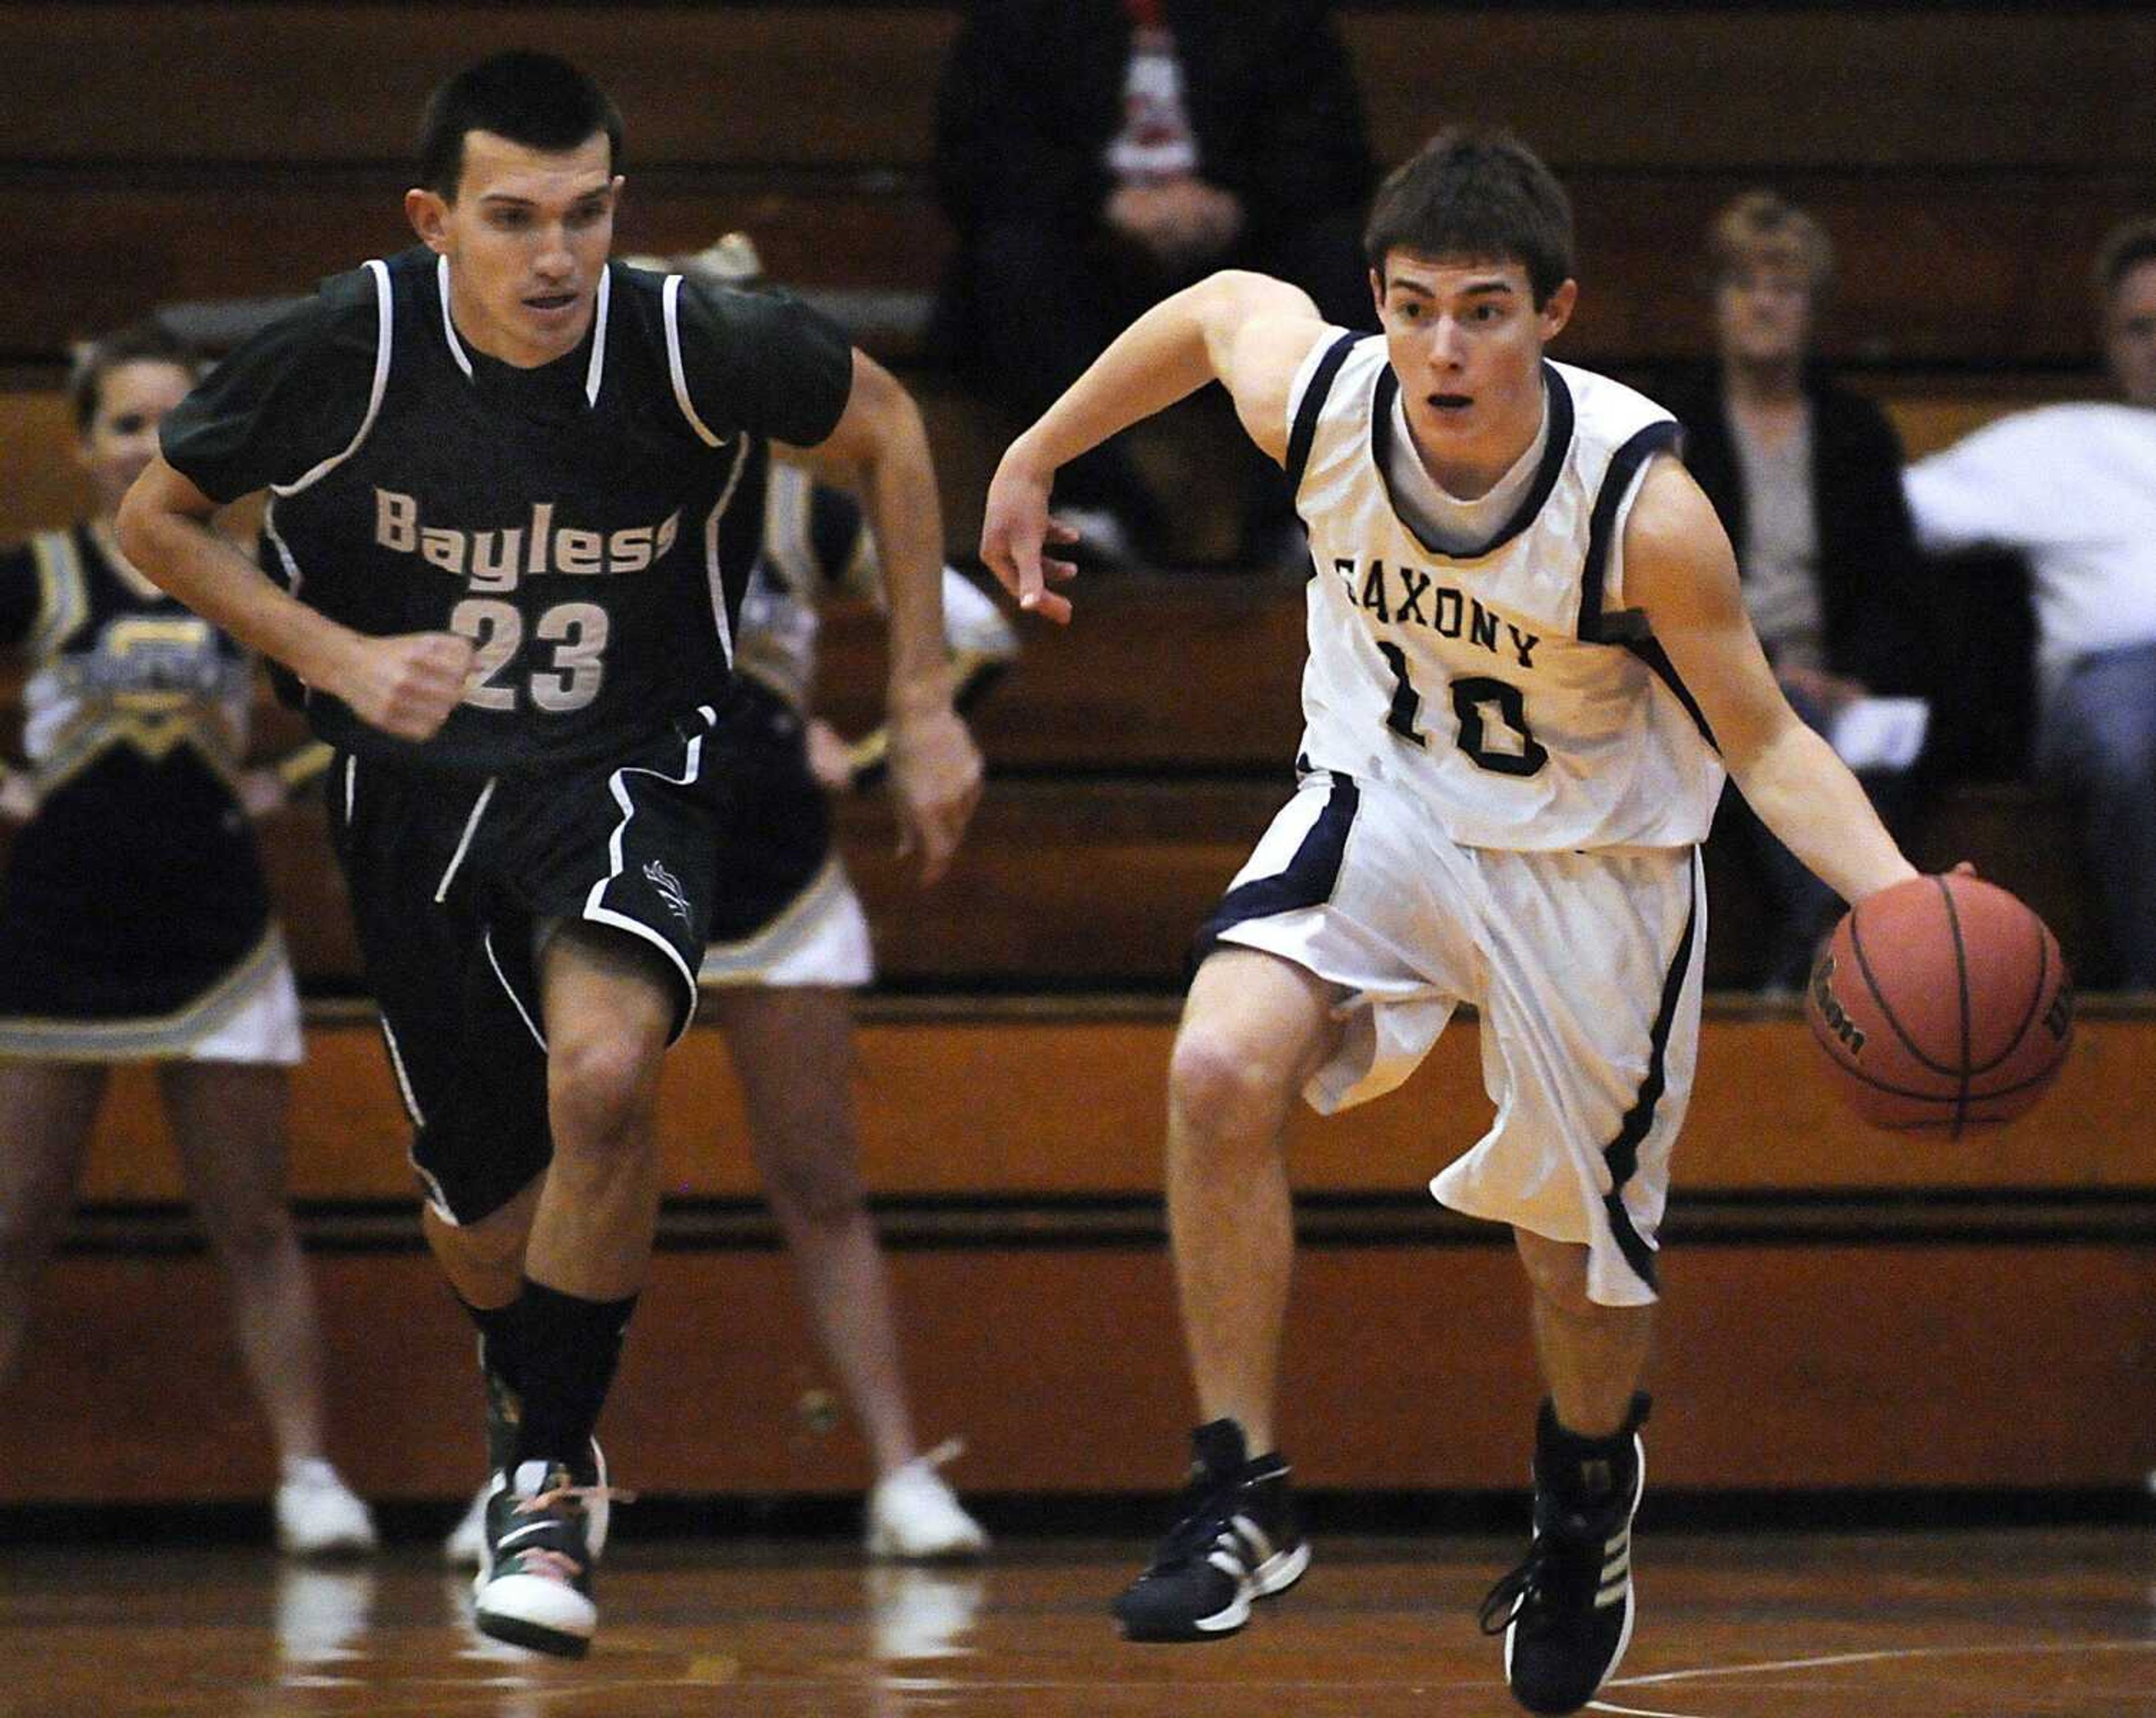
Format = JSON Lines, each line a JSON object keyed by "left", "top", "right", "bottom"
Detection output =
{"left": 117, "top": 456, "right": 473, "bottom": 742}
{"left": 1625, "top": 457, "right": 1918, "bottom": 907}
{"left": 980, "top": 270, "right": 1327, "bottom": 622}
{"left": 778, "top": 350, "right": 983, "bottom": 883}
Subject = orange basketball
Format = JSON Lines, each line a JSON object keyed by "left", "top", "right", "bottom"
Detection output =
{"left": 1805, "top": 874, "right": 2073, "bottom": 1137}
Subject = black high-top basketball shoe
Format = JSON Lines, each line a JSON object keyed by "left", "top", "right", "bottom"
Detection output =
{"left": 473, "top": 1439, "right": 622, "bottom": 1658}
{"left": 1479, "top": 1395, "right": 1651, "bottom": 1715}
{"left": 1113, "top": 1419, "right": 1310, "bottom": 1641}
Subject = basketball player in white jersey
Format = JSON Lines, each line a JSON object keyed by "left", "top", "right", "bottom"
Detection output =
{"left": 981, "top": 129, "right": 1919, "bottom": 1714}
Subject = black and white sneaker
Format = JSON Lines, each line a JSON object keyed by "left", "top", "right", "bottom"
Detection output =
{"left": 1479, "top": 1396, "right": 1650, "bottom": 1715}
{"left": 473, "top": 1440, "right": 625, "bottom": 1659}
{"left": 1113, "top": 1419, "right": 1310, "bottom": 1642}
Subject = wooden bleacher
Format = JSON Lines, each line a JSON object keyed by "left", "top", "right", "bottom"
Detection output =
{"left": 2, "top": 4, "right": 2154, "bottom": 1509}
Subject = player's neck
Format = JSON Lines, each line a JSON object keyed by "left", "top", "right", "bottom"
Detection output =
{"left": 1409, "top": 391, "right": 1547, "bottom": 503}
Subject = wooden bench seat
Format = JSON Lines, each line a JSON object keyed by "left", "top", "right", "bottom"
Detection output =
{"left": 5, "top": 997, "right": 2151, "bottom": 1504}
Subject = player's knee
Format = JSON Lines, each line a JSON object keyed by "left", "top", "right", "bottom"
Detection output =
{"left": 1168, "top": 1027, "right": 1295, "bottom": 1144}
{"left": 548, "top": 1031, "right": 661, "bottom": 1148}
{"left": 1513, "top": 1228, "right": 1596, "bottom": 1317}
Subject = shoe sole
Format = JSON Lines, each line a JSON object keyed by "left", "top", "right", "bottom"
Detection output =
{"left": 474, "top": 1607, "right": 593, "bottom": 1660}
{"left": 1501, "top": 1436, "right": 1645, "bottom": 1714}
{"left": 1118, "top": 1541, "right": 1312, "bottom": 1643}
{"left": 474, "top": 1571, "right": 596, "bottom": 1660}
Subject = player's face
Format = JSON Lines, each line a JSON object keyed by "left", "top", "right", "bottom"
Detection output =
{"left": 1714, "top": 259, "right": 1813, "bottom": 369}
{"left": 1372, "top": 252, "right": 1574, "bottom": 491}
{"left": 2105, "top": 257, "right": 2156, "bottom": 409}
{"left": 76, "top": 359, "right": 193, "bottom": 519}
{"left": 406, "top": 130, "right": 621, "bottom": 368}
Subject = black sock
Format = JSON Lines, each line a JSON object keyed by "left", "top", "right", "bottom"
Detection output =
{"left": 513, "top": 1279, "right": 639, "bottom": 1470}
{"left": 1536, "top": 1393, "right": 1650, "bottom": 1507}
{"left": 455, "top": 1292, "right": 527, "bottom": 1393}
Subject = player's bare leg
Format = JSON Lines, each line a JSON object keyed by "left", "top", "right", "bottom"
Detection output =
{"left": 1165, "top": 947, "right": 1339, "bottom": 1452}
{"left": 1482, "top": 1229, "right": 1655, "bottom": 1714}
{"left": 1513, "top": 1231, "right": 1653, "bottom": 1436}
{"left": 165, "top": 1059, "right": 375, "bottom": 1555}
{"left": 468, "top": 922, "right": 673, "bottom": 1657}
{"left": 0, "top": 1061, "right": 106, "bottom": 1386}
{"left": 531, "top": 924, "right": 675, "bottom": 1298}
{"left": 714, "top": 984, "right": 986, "bottom": 1558}
{"left": 1114, "top": 948, "right": 1338, "bottom": 1641}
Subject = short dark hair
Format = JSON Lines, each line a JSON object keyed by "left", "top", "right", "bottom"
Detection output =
{"left": 1362, "top": 127, "right": 1575, "bottom": 308}
{"left": 67, "top": 321, "right": 200, "bottom": 433}
{"left": 2095, "top": 217, "right": 2156, "bottom": 309}
{"left": 417, "top": 50, "right": 624, "bottom": 199}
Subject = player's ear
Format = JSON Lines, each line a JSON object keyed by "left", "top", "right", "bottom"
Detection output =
{"left": 1537, "top": 278, "right": 1578, "bottom": 343}
{"left": 1368, "top": 265, "right": 1387, "bottom": 321}
{"left": 405, "top": 186, "right": 452, "bottom": 254}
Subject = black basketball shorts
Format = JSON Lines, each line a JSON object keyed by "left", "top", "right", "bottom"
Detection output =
{"left": 326, "top": 713, "right": 730, "bottom": 1224}
{"left": 702, "top": 679, "right": 834, "bottom": 946}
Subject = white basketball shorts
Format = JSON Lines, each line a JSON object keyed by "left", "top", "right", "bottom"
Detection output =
{"left": 1200, "top": 770, "right": 1705, "bottom": 1307}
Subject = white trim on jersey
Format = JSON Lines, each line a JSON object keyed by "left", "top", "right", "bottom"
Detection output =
{"left": 342, "top": 753, "right": 356, "bottom": 826}
{"left": 701, "top": 437, "right": 752, "bottom": 666}
{"left": 662, "top": 274, "right": 724, "bottom": 447}
{"left": 260, "top": 506, "right": 303, "bottom": 600}
{"left": 583, "top": 266, "right": 611, "bottom": 407}
{"left": 434, "top": 254, "right": 474, "bottom": 381}
{"left": 273, "top": 259, "right": 394, "bottom": 497}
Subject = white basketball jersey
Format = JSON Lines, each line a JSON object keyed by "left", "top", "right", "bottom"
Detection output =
{"left": 1286, "top": 332, "right": 1725, "bottom": 851}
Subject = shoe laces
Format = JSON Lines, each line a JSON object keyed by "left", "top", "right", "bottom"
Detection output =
{"left": 1148, "top": 1470, "right": 1253, "bottom": 1575}
{"left": 495, "top": 1475, "right": 637, "bottom": 1582}
{"left": 1477, "top": 1510, "right": 1611, "bottom": 1636}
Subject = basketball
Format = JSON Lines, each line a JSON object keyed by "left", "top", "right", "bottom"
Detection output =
{"left": 1805, "top": 873, "right": 2073, "bottom": 1136}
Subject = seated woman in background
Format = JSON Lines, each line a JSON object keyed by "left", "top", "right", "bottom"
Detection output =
{"left": 1661, "top": 192, "right": 1936, "bottom": 990}
{"left": 0, "top": 323, "right": 373, "bottom": 1556}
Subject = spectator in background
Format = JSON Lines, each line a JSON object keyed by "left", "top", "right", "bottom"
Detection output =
{"left": 1660, "top": 193, "right": 1934, "bottom": 989}
{"left": 933, "top": 0, "right": 1376, "bottom": 572}
{"left": 1904, "top": 217, "right": 2156, "bottom": 990}
{"left": 0, "top": 323, "right": 374, "bottom": 1557}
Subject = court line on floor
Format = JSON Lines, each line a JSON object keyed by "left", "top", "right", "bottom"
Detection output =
{"left": 1610, "top": 1638, "right": 2156, "bottom": 1687}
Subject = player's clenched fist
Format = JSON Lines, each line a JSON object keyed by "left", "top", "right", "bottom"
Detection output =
{"left": 337, "top": 631, "right": 476, "bottom": 741}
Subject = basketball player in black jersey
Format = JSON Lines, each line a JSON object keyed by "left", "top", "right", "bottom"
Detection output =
{"left": 118, "top": 51, "right": 981, "bottom": 1657}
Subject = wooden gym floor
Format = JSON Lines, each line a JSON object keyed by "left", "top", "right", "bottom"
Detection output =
{"left": 4, "top": 1525, "right": 2153, "bottom": 1716}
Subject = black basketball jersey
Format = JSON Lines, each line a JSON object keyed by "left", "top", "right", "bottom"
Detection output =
{"left": 161, "top": 247, "right": 852, "bottom": 773}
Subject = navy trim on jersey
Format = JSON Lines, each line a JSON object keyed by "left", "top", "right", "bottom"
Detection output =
{"left": 1573, "top": 419, "right": 1719, "bottom": 752}
{"left": 1368, "top": 362, "right": 1575, "bottom": 563}
{"left": 1285, "top": 332, "right": 1363, "bottom": 497}
{"left": 1576, "top": 419, "right": 1682, "bottom": 641}
{"left": 1191, "top": 772, "right": 1359, "bottom": 969}
{"left": 1600, "top": 851, "right": 1700, "bottom": 1293}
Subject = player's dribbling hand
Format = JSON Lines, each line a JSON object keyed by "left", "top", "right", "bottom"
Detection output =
{"left": 340, "top": 631, "right": 476, "bottom": 742}
{"left": 980, "top": 455, "right": 1080, "bottom": 624}
{"left": 888, "top": 702, "right": 984, "bottom": 885}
